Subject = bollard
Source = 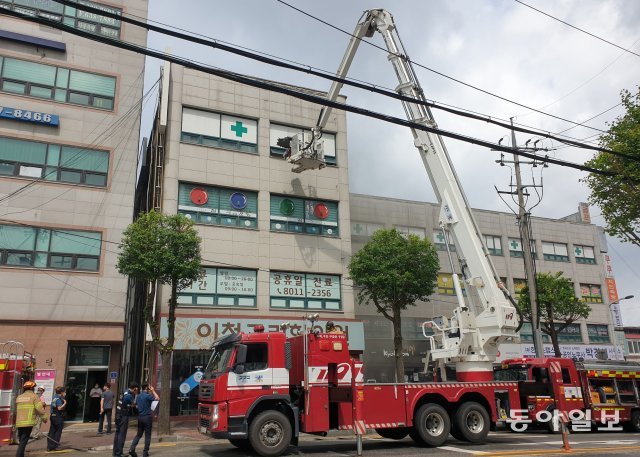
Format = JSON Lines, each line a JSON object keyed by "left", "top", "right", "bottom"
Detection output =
{"left": 351, "top": 359, "right": 365, "bottom": 456}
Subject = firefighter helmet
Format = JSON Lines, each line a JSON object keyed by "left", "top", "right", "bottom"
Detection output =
{"left": 23, "top": 380, "right": 36, "bottom": 390}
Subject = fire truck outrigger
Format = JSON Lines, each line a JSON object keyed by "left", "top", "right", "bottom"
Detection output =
{"left": 198, "top": 8, "right": 640, "bottom": 456}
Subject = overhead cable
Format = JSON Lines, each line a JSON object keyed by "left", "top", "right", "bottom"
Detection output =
{"left": 1, "top": 7, "right": 628, "bottom": 180}
{"left": 48, "top": 0, "right": 627, "bottom": 159}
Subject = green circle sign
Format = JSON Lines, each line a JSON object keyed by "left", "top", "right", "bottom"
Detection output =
{"left": 280, "top": 199, "right": 295, "bottom": 216}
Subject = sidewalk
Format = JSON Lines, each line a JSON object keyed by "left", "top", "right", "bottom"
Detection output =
{"left": 0, "top": 418, "right": 208, "bottom": 456}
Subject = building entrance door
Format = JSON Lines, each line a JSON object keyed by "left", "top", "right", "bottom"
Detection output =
{"left": 65, "top": 345, "right": 110, "bottom": 422}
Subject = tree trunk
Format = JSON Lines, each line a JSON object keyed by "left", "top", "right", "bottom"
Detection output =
{"left": 549, "top": 329, "right": 562, "bottom": 357}
{"left": 158, "top": 350, "right": 172, "bottom": 435}
{"left": 392, "top": 308, "right": 404, "bottom": 383}
{"left": 158, "top": 280, "right": 178, "bottom": 435}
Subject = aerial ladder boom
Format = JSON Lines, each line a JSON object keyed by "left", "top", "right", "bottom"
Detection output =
{"left": 290, "top": 9, "right": 520, "bottom": 381}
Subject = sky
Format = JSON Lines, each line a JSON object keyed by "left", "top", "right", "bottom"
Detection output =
{"left": 142, "top": 0, "right": 640, "bottom": 324}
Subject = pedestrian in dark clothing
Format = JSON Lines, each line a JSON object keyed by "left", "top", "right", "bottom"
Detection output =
{"left": 15, "top": 380, "right": 47, "bottom": 457}
{"left": 113, "top": 381, "right": 139, "bottom": 457}
{"left": 128, "top": 384, "right": 159, "bottom": 457}
{"left": 89, "top": 383, "right": 103, "bottom": 422}
{"left": 47, "top": 386, "right": 67, "bottom": 451}
{"left": 98, "top": 383, "right": 115, "bottom": 434}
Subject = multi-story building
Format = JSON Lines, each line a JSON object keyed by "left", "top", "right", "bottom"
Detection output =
{"left": 624, "top": 327, "right": 640, "bottom": 362}
{"left": 135, "top": 63, "right": 356, "bottom": 415}
{"left": 349, "top": 194, "right": 620, "bottom": 382}
{"left": 0, "top": 0, "right": 147, "bottom": 421}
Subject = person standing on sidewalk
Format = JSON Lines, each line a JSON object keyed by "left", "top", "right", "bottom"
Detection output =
{"left": 98, "top": 383, "right": 114, "bottom": 434}
{"left": 128, "top": 384, "right": 159, "bottom": 457}
{"left": 46, "top": 386, "right": 67, "bottom": 452}
{"left": 88, "top": 383, "right": 103, "bottom": 422}
{"left": 113, "top": 381, "right": 139, "bottom": 457}
{"left": 30, "top": 386, "right": 47, "bottom": 439}
{"left": 15, "top": 380, "right": 47, "bottom": 457}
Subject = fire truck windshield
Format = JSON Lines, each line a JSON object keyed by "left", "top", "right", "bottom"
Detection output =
{"left": 204, "top": 343, "right": 234, "bottom": 379}
{"left": 494, "top": 366, "right": 529, "bottom": 381}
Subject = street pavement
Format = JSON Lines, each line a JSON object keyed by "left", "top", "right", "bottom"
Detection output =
{"left": 2, "top": 421, "right": 640, "bottom": 457}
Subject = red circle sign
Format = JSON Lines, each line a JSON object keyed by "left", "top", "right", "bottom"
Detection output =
{"left": 190, "top": 188, "right": 208, "bottom": 205}
{"left": 314, "top": 203, "right": 329, "bottom": 219}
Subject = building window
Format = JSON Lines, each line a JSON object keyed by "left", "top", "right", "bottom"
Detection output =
{"left": 580, "top": 284, "right": 603, "bottom": 303}
{"left": 0, "top": 56, "right": 116, "bottom": 109}
{"left": 556, "top": 323, "right": 582, "bottom": 343}
{"left": 484, "top": 235, "right": 503, "bottom": 256}
{"left": 180, "top": 107, "right": 257, "bottom": 153}
{"left": 433, "top": 230, "right": 455, "bottom": 252}
{"left": 628, "top": 340, "right": 640, "bottom": 354}
{"left": 437, "top": 273, "right": 466, "bottom": 296}
{"left": 508, "top": 237, "right": 537, "bottom": 258}
{"left": 0, "top": 137, "right": 108, "bottom": 186}
{"left": 0, "top": 0, "right": 122, "bottom": 38}
{"left": 519, "top": 322, "right": 550, "bottom": 342}
{"left": 574, "top": 245, "right": 596, "bottom": 264}
{"left": 587, "top": 324, "right": 610, "bottom": 343}
{"left": 177, "top": 267, "right": 257, "bottom": 307}
{"left": 395, "top": 226, "right": 425, "bottom": 239}
{"left": 350, "top": 221, "right": 384, "bottom": 237}
{"left": 269, "top": 123, "right": 337, "bottom": 165}
{"left": 270, "top": 195, "right": 338, "bottom": 237}
{"left": 0, "top": 224, "right": 101, "bottom": 271}
{"left": 542, "top": 241, "right": 569, "bottom": 262}
{"left": 514, "top": 278, "right": 528, "bottom": 300}
{"left": 177, "top": 182, "right": 257, "bottom": 229}
{"left": 269, "top": 272, "right": 341, "bottom": 310}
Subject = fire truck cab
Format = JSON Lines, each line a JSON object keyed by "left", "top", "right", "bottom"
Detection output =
{"left": 496, "top": 357, "right": 640, "bottom": 431}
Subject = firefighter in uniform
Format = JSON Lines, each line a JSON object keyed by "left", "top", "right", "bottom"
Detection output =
{"left": 15, "top": 380, "right": 47, "bottom": 457}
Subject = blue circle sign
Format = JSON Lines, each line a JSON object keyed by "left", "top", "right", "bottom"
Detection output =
{"left": 230, "top": 192, "right": 247, "bottom": 210}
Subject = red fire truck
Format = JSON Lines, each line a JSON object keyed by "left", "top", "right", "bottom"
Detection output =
{"left": 496, "top": 357, "right": 640, "bottom": 432}
{"left": 198, "top": 324, "right": 520, "bottom": 456}
{"left": 198, "top": 328, "right": 640, "bottom": 456}
{"left": 0, "top": 341, "right": 36, "bottom": 446}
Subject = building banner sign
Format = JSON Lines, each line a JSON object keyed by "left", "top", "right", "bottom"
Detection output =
{"left": 603, "top": 254, "right": 614, "bottom": 278}
{"left": 162, "top": 317, "right": 365, "bottom": 351}
{"left": 496, "top": 343, "right": 623, "bottom": 361}
{"left": 605, "top": 277, "right": 619, "bottom": 302}
{"left": 0, "top": 106, "right": 59, "bottom": 126}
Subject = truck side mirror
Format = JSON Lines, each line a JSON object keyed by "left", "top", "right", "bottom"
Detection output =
{"left": 233, "top": 344, "right": 247, "bottom": 374}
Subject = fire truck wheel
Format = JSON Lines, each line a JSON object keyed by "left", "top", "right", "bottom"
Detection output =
{"left": 413, "top": 403, "right": 451, "bottom": 447}
{"left": 375, "top": 427, "right": 409, "bottom": 440}
{"left": 228, "top": 438, "right": 252, "bottom": 451}
{"left": 248, "top": 410, "right": 292, "bottom": 457}
{"left": 452, "top": 402, "right": 490, "bottom": 443}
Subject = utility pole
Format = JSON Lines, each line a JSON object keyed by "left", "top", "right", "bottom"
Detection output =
{"left": 509, "top": 120, "right": 545, "bottom": 358}
{"left": 495, "top": 120, "right": 547, "bottom": 358}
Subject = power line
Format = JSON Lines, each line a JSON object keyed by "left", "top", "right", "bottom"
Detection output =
{"left": 47, "top": 0, "right": 623, "bottom": 157}
{"left": 3, "top": 8, "right": 633, "bottom": 181}
{"left": 274, "top": 0, "right": 609, "bottom": 134}
{"left": 515, "top": 0, "right": 640, "bottom": 58}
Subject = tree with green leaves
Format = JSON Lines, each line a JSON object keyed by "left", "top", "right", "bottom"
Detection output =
{"left": 348, "top": 228, "right": 439, "bottom": 382}
{"left": 117, "top": 211, "right": 202, "bottom": 435}
{"left": 518, "top": 272, "right": 590, "bottom": 357}
{"left": 583, "top": 87, "right": 640, "bottom": 246}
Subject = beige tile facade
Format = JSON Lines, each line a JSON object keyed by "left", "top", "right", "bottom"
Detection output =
{"left": 349, "top": 194, "right": 616, "bottom": 380}
{"left": 0, "top": 1, "right": 147, "bottom": 404}
{"left": 154, "top": 65, "right": 354, "bottom": 344}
